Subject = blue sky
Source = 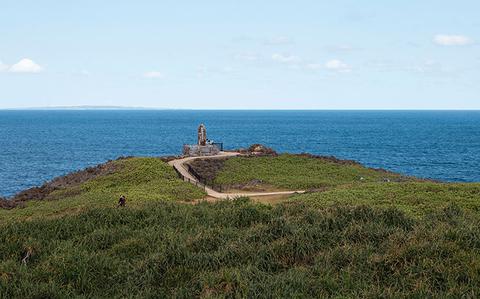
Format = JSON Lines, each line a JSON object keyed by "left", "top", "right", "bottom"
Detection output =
{"left": 0, "top": 0, "right": 479, "bottom": 109}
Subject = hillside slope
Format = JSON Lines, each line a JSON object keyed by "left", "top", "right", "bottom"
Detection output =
{"left": 204, "top": 154, "right": 416, "bottom": 192}
{"left": 1, "top": 154, "right": 480, "bottom": 297}
{"left": 0, "top": 157, "right": 206, "bottom": 223}
{"left": 2, "top": 198, "right": 480, "bottom": 298}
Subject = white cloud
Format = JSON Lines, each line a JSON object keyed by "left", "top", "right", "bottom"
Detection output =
{"left": 272, "top": 53, "right": 301, "bottom": 64}
{"left": 9, "top": 58, "right": 43, "bottom": 73}
{"left": 325, "top": 59, "right": 351, "bottom": 72}
{"left": 143, "top": 71, "right": 165, "bottom": 79}
{"left": 434, "top": 34, "right": 473, "bottom": 46}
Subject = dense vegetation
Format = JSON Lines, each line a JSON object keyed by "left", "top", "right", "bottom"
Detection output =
{"left": 2, "top": 198, "right": 480, "bottom": 298}
{"left": 214, "top": 154, "right": 414, "bottom": 191}
{"left": 0, "top": 157, "right": 205, "bottom": 223}
{"left": 2, "top": 153, "right": 480, "bottom": 297}
{"left": 292, "top": 181, "right": 480, "bottom": 217}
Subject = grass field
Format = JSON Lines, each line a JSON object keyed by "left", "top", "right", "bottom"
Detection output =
{"left": 2, "top": 154, "right": 480, "bottom": 297}
{"left": 2, "top": 198, "right": 480, "bottom": 298}
{"left": 291, "top": 181, "right": 480, "bottom": 217}
{"left": 213, "top": 154, "right": 414, "bottom": 191}
{"left": 0, "top": 157, "right": 206, "bottom": 223}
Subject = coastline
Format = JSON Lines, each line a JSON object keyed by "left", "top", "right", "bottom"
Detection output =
{"left": 0, "top": 146, "right": 445, "bottom": 209}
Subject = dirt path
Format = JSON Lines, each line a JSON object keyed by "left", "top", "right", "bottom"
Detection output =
{"left": 168, "top": 152, "right": 305, "bottom": 199}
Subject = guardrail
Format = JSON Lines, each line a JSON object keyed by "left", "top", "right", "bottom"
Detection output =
{"left": 173, "top": 163, "right": 226, "bottom": 192}
{"left": 186, "top": 164, "right": 227, "bottom": 192}
{"left": 173, "top": 164, "right": 208, "bottom": 191}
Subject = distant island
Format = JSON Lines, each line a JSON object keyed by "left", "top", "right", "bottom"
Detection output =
{"left": 2, "top": 105, "right": 175, "bottom": 110}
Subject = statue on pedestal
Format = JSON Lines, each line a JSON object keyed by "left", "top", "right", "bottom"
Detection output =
{"left": 198, "top": 124, "right": 207, "bottom": 146}
{"left": 183, "top": 124, "right": 221, "bottom": 156}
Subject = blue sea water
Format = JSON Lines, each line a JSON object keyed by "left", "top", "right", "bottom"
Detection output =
{"left": 1, "top": 110, "right": 479, "bottom": 197}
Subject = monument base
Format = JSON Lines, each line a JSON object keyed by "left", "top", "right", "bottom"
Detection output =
{"left": 183, "top": 144, "right": 220, "bottom": 157}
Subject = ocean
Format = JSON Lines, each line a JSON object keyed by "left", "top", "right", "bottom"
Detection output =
{"left": 1, "top": 110, "right": 479, "bottom": 197}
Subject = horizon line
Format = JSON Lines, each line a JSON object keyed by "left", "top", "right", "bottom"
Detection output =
{"left": 1, "top": 106, "right": 480, "bottom": 111}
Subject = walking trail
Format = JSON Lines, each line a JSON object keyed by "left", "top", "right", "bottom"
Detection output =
{"left": 168, "top": 152, "right": 305, "bottom": 199}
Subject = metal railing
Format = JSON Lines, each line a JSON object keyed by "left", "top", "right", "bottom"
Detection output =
{"left": 173, "top": 165, "right": 208, "bottom": 191}
{"left": 173, "top": 164, "right": 227, "bottom": 192}
{"left": 186, "top": 164, "right": 227, "bottom": 192}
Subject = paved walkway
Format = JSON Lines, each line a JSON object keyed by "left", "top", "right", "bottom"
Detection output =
{"left": 168, "top": 152, "right": 305, "bottom": 199}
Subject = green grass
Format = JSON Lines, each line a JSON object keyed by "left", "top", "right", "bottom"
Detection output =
{"left": 2, "top": 154, "right": 480, "bottom": 297}
{"left": 2, "top": 198, "right": 480, "bottom": 298}
{"left": 214, "top": 154, "right": 412, "bottom": 190}
{"left": 0, "top": 157, "right": 206, "bottom": 223}
{"left": 67, "top": 157, "right": 206, "bottom": 202}
{"left": 291, "top": 182, "right": 480, "bottom": 217}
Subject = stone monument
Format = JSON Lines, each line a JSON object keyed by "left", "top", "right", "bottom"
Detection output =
{"left": 183, "top": 124, "right": 222, "bottom": 156}
{"left": 198, "top": 124, "right": 207, "bottom": 146}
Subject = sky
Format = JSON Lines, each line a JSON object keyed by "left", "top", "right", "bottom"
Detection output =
{"left": 0, "top": 0, "right": 479, "bottom": 109}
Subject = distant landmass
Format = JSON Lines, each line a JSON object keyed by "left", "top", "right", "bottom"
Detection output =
{"left": 4, "top": 105, "right": 173, "bottom": 110}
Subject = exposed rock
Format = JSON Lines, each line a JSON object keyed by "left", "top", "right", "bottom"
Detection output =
{"left": 0, "top": 197, "right": 23, "bottom": 209}
{"left": 237, "top": 144, "right": 278, "bottom": 156}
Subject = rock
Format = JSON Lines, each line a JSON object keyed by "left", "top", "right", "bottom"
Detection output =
{"left": 247, "top": 144, "right": 278, "bottom": 156}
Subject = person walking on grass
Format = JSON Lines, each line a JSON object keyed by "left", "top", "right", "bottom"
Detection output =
{"left": 117, "top": 195, "right": 126, "bottom": 208}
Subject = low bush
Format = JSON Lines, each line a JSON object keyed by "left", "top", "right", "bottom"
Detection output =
{"left": 1, "top": 198, "right": 480, "bottom": 298}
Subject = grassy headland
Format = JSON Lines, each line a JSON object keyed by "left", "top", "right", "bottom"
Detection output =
{"left": 212, "top": 154, "right": 415, "bottom": 191}
{"left": 2, "top": 152, "right": 480, "bottom": 297}
{"left": 0, "top": 157, "right": 205, "bottom": 223}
